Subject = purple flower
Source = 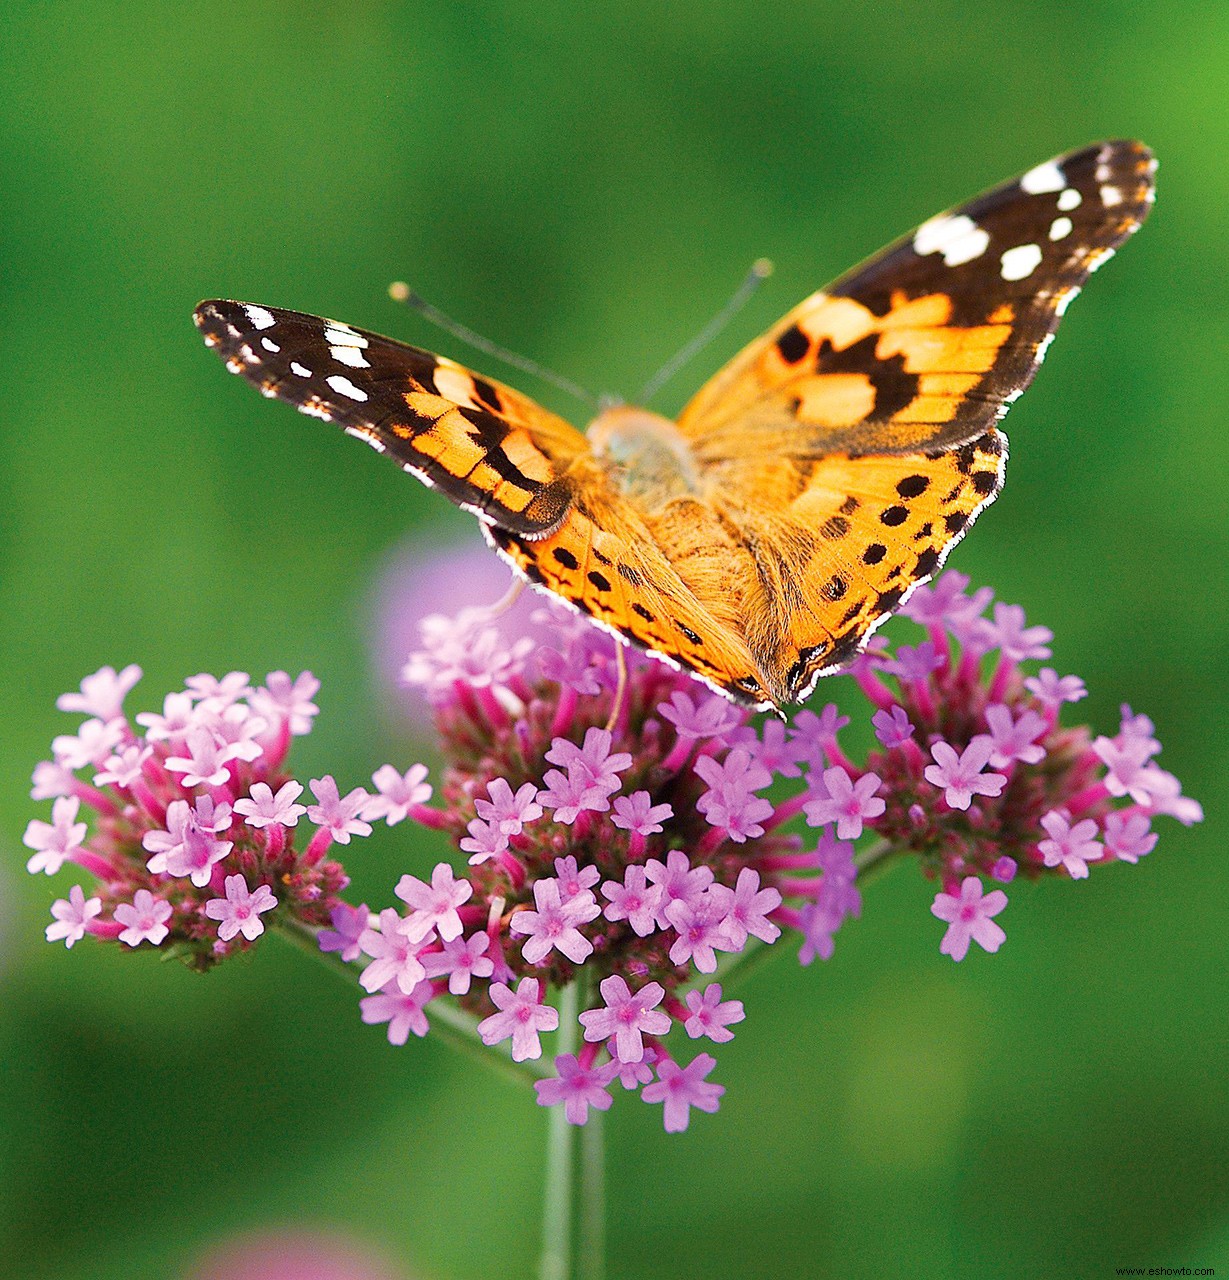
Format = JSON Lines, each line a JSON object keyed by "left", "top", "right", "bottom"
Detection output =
{"left": 885, "top": 640, "right": 943, "bottom": 681}
{"left": 57, "top": 663, "right": 143, "bottom": 721}
{"left": 1102, "top": 811, "right": 1157, "bottom": 864}
{"left": 545, "top": 728, "right": 632, "bottom": 805}
{"left": 873, "top": 705, "right": 915, "bottom": 749}
{"left": 23, "top": 796, "right": 88, "bottom": 876}
{"left": 901, "top": 570, "right": 992, "bottom": 628}
{"left": 93, "top": 743, "right": 153, "bottom": 788}
{"left": 204, "top": 874, "right": 277, "bottom": 942}
{"left": 234, "top": 780, "right": 307, "bottom": 829}
{"left": 143, "top": 798, "right": 234, "bottom": 886}
{"left": 510, "top": 878, "right": 600, "bottom": 965}
{"left": 318, "top": 902, "right": 370, "bottom": 962}
{"left": 931, "top": 877, "right": 1008, "bottom": 961}
{"left": 52, "top": 717, "right": 125, "bottom": 770}
{"left": 395, "top": 864, "right": 473, "bottom": 943}
{"left": 579, "top": 976, "right": 671, "bottom": 1063}
{"left": 473, "top": 778, "right": 542, "bottom": 837}
{"left": 983, "top": 703, "right": 1047, "bottom": 767}
{"left": 641, "top": 1054, "right": 724, "bottom": 1132}
{"left": 361, "top": 979, "right": 433, "bottom": 1045}
{"left": 249, "top": 669, "right": 320, "bottom": 736}
{"left": 306, "top": 776, "right": 373, "bottom": 844}
{"left": 535, "top": 1054, "right": 619, "bottom": 1126}
{"left": 803, "top": 767, "right": 886, "bottom": 840}
{"left": 664, "top": 898, "right": 728, "bottom": 972}
{"left": 984, "top": 603, "right": 1053, "bottom": 662}
{"left": 421, "top": 931, "right": 495, "bottom": 995}
{"left": 601, "top": 866, "right": 663, "bottom": 937}
{"left": 552, "top": 856, "right": 600, "bottom": 903}
{"left": 645, "top": 850, "right": 713, "bottom": 925}
{"left": 694, "top": 748, "right": 774, "bottom": 842}
{"left": 1037, "top": 811, "right": 1102, "bottom": 879}
{"left": 1024, "top": 668, "right": 1087, "bottom": 707}
{"left": 923, "top": 738, "right": 1008, "bottom": 810}
{"left": 789, "top": 705, "right": 851, "bottom": 770}
{"left": 361, "top": 764, "right": 433, "bottom": 825}
{"left": 611, "top": 792, "right": 673, "bottom": 837}
{"left": 459, "top": 817, "right": 510, "bottom": 865}
{"left": 657, "top": 691, "right": 742, "bottom": 741}
{"left": 359, "top": 908, "right": 429, "bottom": 993}
{"left": 479, "top": 977, "right": 559, "bottom": 1061}
{"left": 46, "top": 885, "right": 102, "bottom": 948}
{"left": 164, "top": 727, "right": 239, "bottom": 788}
{"left": 684, "top": 985, "right": 745, "bottom": 1042}
{"left": 114, "top": 890, "right": 172, "bottom": 947}
{"left": 709, "top": 868, "right": 782, "bottom": 949}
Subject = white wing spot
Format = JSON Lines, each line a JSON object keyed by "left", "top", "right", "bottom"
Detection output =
{"left": 260, "top": 337, "right": 281, "bottom": 353}
{"left": 1055, "top": 285, "right": 1081, "bottom": 317}
{"left": 1057, "top": 187, "right": 1082, "bottom": 212}
{"left": 1020, "top": 161, "right": 1065, "bottom": 194}
{"left": 1000, "top": 243, "right": 1043, "bottom": 281}
{"left": 1034, "top": 332, "right": 1055, "bottom": 365}
{"left": 290, "top": 362, "right": 312, "bottom": 377}
{"left": 326, "top": 374, "right": 369, "bottom": 402}
{"left": 330, "top": 345, "right": 371, "bottom": 369}
{"left": 1086, "top": 246, "right": 1116, "bottom": 274}
{"left": 243, "top": 305, "right": 276, "bottom": 331}
{"left": 1049, "top": 216, "right": 1073, "bottom": 241}
{"left": 1100, "top": 184, "right": 1123, "bottom": 207}
{"left": 913, "top": 214, "right": 990, "bottom": 267}
{"left": 323, "top": 324, "right": 368, "bottom": 349}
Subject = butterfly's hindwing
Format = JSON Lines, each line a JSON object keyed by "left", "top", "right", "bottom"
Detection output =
{"left": 194, "top": 300, "right": 586, "bottom": 536}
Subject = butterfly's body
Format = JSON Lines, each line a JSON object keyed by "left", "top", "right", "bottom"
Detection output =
{"left": 196, "top": 140, "right": 1154, "bottom": 709}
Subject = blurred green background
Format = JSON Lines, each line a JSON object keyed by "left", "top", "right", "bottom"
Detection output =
{"left": 2, "top": 2, "right": 1226, "bottom": 1277}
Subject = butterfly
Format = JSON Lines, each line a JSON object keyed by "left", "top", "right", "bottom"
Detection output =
{"left": 196, "top": 139, "right": 1154, "bottom": 710}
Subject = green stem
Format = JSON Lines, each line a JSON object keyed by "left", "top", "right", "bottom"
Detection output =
{"left": 578, "top": 1104, "right": 606, "bottom": 1280}
{"left": 274, "top": 916, "right": 548, "bottom": 1087}
{"left": 538, "top": 980, "right": 579, "bottom": 1280}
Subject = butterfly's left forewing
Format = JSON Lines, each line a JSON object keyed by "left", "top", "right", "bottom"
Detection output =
{"left": 194, "top": 301, "right": 587, "bottom": 536}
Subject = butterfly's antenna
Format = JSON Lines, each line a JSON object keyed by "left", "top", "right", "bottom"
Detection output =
{"left": 389, "top": 282, "right": 600, "bottom": 409}
{"left": 637, "top": 258, "right": 773, "bottom": 405}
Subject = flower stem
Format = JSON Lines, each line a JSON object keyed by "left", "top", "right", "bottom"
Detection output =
{"left": 539, "top": 979, "right": 579, "bottom": 1280}
{"left": 578, "top": 1105, "right": 606, "bottom": 1280}
{"left": 273, "top": 916, "right": 548, "bottom": 1087}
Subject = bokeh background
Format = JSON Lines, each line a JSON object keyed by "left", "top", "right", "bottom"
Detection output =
{"left": 2, "top": 3, "right": 1226, "bottom": 1277}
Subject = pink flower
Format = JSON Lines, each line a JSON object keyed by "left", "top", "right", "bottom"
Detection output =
{"left": 1103, "top": 810, "right": 1157, "bottom": 864}
{"left": 534, "top": 1054, "right": 618, "bottom": 1125}
{"left": 250, "top": 669, "right": 320, "bottom": 735}
{"left": 803, "top": 767, "right": 886, "bottom": 840}
{"left": 578, "top": 976, "right": 671, "bottom": 1063}
{"left": 478, "top": 977, "right": 559, "bottom": 1061}
{"left": 204, "top": 875, "right": 277, "bottom": 942}
{"left": 361, "top": 979, "right": 433, "bottom": 1044}
{"left": 114, "top": 890, "right": 172, "bottom": 947}
{"left": 664, "top": 898, "right": 729, "bottom": 973}
{"left": 472, "top": 777, "right": 541, "bottom": 837}
{"left": 306, "top": 776, "right": 372, "bottom": 844}
{"left": 23, "top": 796, "right": 88, "bottom": 875}
{"left": 362, "top": 763, "right": 433, "bottom": 825}
{"left": 359, "top": 908, "right": 428, "bottom": 993}
{"left": 1037, "top": 810, "right": 1102, "bottom": 879}
{"left": 234, "top": 780, "right": 307, "bottom": 828}
{"left": 684, "top": 985, "right": 745, "bottom": 1043}
{"left": 46, "top": 885, "right": 102, "bottom": 948}
{"left": 645, "top": 850, "right": 713, "bottom": 926}
{"left": 164, "top": 728, "right": 237, "bottom": 788}
{"left": 923, "top": 738, "right": 1008, "bottom": 810}
{"left": 421, "top": 931, "right": 494, "bottom": 995}
{"left": 509, "top": 878, "right": 600, "bottom": 965}
{"left": 52, "top": 717, "right": 124, "bottom": 770}
{"left": 983, "top": 703, "right": 1047, "bottom": 767}
{"left": 318, "top": 902, "right": 370, "bottom": 963}
{"left": 931, "top": 877, "right": 1008, "bottom": 961}
{"left": 57, "top": 664, "right": 143, "bottom": 720}
{"left": 601, "top": 865, "right": 662, "bottom": 937}
{"left": 709, "top": 867, "right": 782, "bottom": 949}
{"left": 93, "top": 743, "right": 152, "bottom": 788}
{"left": 641, "top": 1054, "right": 724, "bottom": 1132}
{"left": 395, "top": 864, "right": 473, "bottom": 943}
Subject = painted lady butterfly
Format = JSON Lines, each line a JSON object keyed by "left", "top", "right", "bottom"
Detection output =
{"left": 196, "top": 140, "right": 1154, "bottom": 709}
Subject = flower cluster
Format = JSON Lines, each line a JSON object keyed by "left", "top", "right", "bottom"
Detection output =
{"left": 27, "top": 666, "right": 369, "bottom": 967}
{"left": 27, "top": 572, "right": 1201, "bottom": 1130}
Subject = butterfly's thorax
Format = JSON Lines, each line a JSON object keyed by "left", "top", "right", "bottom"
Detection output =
{"left": 585, "top": 405, "right": 703, "bottom": 508}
